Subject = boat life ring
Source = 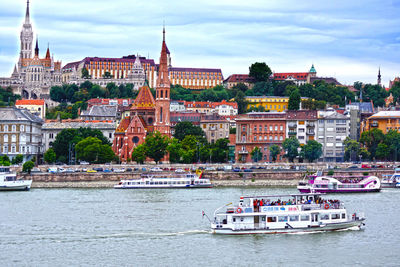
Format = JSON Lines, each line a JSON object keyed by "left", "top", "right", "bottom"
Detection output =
{"left": 324, "top": 203, "right": 330, "bottom": 209}
{"left": 236, "top": 207, "right": 243, "bottom": 214}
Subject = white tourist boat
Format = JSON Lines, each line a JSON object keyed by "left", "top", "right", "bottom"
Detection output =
{"left": 209, "top": 193, "right": 365, "bottom": 235}
{"left": 298, "top": 174, "right": 381, "bottom": 193}
{"left": 0, "top": 167, "right": 32, "bottom": 191}
{"left": 381, "top": 168, "right": 400, "bottom": 188}
{"left": 114, "top": 171, "right": 212, "bottom": 189}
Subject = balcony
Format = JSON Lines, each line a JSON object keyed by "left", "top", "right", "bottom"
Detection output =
{"left": 288, "top": 131, "right": 297, "bottom": 135}
{"left": 306, "top": 122, "right": 315, "bottom": 127}
{"left": 238, "top": 150, "right": 249, "bottom": 154}
{"left": 288, "top": 123, "right": 297, "bottom": 128}
{"left": 306, "top": 130, "right": 315, "bottom": 135}
{"left": 371, "top": 121, "right": 378, "bottom": 127}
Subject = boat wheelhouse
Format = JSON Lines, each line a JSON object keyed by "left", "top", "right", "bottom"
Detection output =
{"left": 0, "top": 167, "right": 32, "bottom": 191}
{"left": 210, "top": 193, "right": 365, "bottom": 235}
{"left": 297, "top": 175, "right": 381, "bottom": 193}
{"left": 381, "top": 168, "right": 400, "bottom": 188}
{"left": 114, "top": 172, "right": 212, "bottom": 189}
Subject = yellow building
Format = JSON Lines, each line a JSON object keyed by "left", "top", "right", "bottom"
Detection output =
{"left": 245, "top": 96, "right": 309, "bottom": 112}
{"left": 362, "top": 111, "right": 400, "bottom": 134}
{"left": 15, "top": 99, "right": 46, "bottom": 119}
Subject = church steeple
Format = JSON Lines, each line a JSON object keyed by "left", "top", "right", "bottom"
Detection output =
{"left": 25, "top": 0, "right": 30, "bottom": 24}
{"left": 45, "top": 43, "right": 51, "bottom": 59}
{"left": 378, "top": 67, "right": 382, "bottom": 86}
{"left": 35, "top": 38, "right": 39, "bottom": 57}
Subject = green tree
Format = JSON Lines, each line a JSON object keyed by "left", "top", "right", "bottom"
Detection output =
{"left": 11, "top": 154, "right": 24, "bottom": 165}
{"left": 131, "top": 144, "right": 147, "bottom": 164}
{"left": 235, "top": 91, "right": 248, "bottom": 114}
{"left": 384, "top": 129, "right": 400, "bottom": 161}
{"left": 167, "top": 138, "right": 183, "bottom": 163}
{"left": 75, "top": 137, "right": 114, "bottom": 164}
{"left": 282, "top": 137, "right": 300, "bottom": 162}
{"left": 302, "top": 140, "right": 323, "bottom": 162}
{"left": 0, "top": 86, "right": 21, "bottom": 107}
{"left": 269, "top": 145, "right": 281, "bottom": 162}
{"left": 0, "top": 155, "right": 11, "bottom": 166}
{"left": 360, "top": 128, "right": 385, "bottom": 160}
{"left": 288, "top": 89, "right": 301, "bottom": 110}
{"left": 249, "top": 62, "right": 272, "bottom": 82}
{"left": 174, "top": 121, "right": 205, "bottom": 141}
{"left": 22, "top": 161, "right": 34, "bottom": 174}
{"left": 81, "top": 67, "right": 90, "bottom": 79}
{"left": 44, "top": 148, "right": 57, "bottom": 164}
{"left": 144, "top": 131, "right": 170, "bottom": 163}
{"left": 344, "top": 138, "right": 361, "bottom": 161}
{"left": 251, "top": 146, "right": 262, "bottom": 162}
{"left": 211, "top": 138, "right": 229, "bottom": 163}
{"left": 102, "top": 71, "right": 113, "bottom": 79}
{"left": 376, "top": 143, "right": 389, "bottom": 160}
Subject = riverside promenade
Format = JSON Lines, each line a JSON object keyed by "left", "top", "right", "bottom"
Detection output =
{"left": 17, "top": 167, "right": 392, "bottom": 188}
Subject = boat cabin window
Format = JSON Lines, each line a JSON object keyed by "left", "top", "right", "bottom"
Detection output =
{"left": 146, "top": 181, "right": 149, "bottom": 185}
{"left": 267, "top": 216, "right": 276, "bottom": 222}
{"left": 331, "top": 214, "right": 340, "bottom": 220}
{"left": 150, "top": 182, "right": 154, "bottom": 185}
{"left": 278, "top": 216, "right": 288, "bottom": 222}
{"left": 240, "top": 217, "right": 244, "bottom": 222}
{"left": 342, "top": 213, "right": 346, "bottom": 219}
{"left": 289, "top": 215, "right": 299, "bottom": 222}
{"left": 320, "top": 214, "right": 330, "bottom": 220}
{"left": 301, "top": 215, "right": 310, "bottom": 221}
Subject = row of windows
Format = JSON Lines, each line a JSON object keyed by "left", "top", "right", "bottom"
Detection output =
{"left": 253, "top": 135, "right": 284, "bottom": 141}
{"left": 252, "top": 125, "right": 284, "bottom": 132}
{"left": 1, "top": 125, "right": 24, "bottom": 132}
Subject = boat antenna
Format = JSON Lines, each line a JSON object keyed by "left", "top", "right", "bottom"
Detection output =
{"left": 202, "top": 210, "right": 211, "bottom": 223}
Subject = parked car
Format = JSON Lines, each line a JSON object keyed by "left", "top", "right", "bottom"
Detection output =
{"left": 175, "top": 168, "right": 185, "bottom": 173}
{"left": 114, "top": 168, "right": 125, "bottom": 173}
{"left": 206, "top": 167, "right": 216, "bottom": 171}
{"left": 30, "top": 167, "right": 42, "bottom": 173}
{"left": 82, "top": 168, "right": 88, "bottom": 172}
{"left": 87, "top": 169, "right": 97, "bottom": 173}
{"left": 94, "top": 167, "right": 103, "bottom": 172}
{"left": 348, "top": 165, "right": 358, "bottom": 169}
{"left": 141, "top": 167, "right": 147, "bottom": 172}
{"left": 150, "top": 167, "right": 163, "bottom": 172}
{"left": 48, "top": 167, "right": 58, "bottom": 173}
{"left": 126, "top": 168, "right": 133, "bottom": 172}
{"left": 250, "top": 166, "right": 257, "bottom": 169}
{"left": 362, "top": 164, "right": 371, "bottom": 169}
{"left": 58, "top": 168, "right": 67, "bottom": 173}
{"left": 103, "top": 168, "right": 112, "bottom": 173}
{"left": 65, "top": 168, "right": 75, "bottom": 173}
{"left": 243, "top": 168, "right": 253, "bottom": 172}
{"left": 79, "top": 161, "right": 89, "bottom": 165}
{"left": 233, "top": 167, "right": 241, "bottom": 172}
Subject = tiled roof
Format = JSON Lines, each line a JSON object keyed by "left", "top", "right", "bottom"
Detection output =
{"left": 273, "top": 72, "right": 309, "bottom": 81}
{"left": 310, "top": 77, "right": 342, "bottom": 85}
{"left": 43, "top": 120, "right": 115, "bottom": 130}
{"left": 369, "top": 111, "right": 400, "bottom": 118}
{"left": 224, "top": 74, "right": 255, "bottom": 83}
{"left": 80, "top": 106, "right": 117, "bottom": 117}
{"left": 286, "top": 110, "right": 317, "bottom": 120}
{"left": 132, "top": 86, "right": 155, "bottom": 109}
{"left": 16, "top": 99, "right": 45, "bottom": 105}
{"left": 0, "top": 107, "right": 43, "bottom": 124}
{"left": 116, "top": 117, "right": 131, "bottom": 132}
{"left": 169, "top": 67, "right": 222, "bottom": 73}
{"left": 62, "top": 56, "right": 156, "bottom": 70}
{"left": 183, "top": 100, "right": 238, "bottom": 109}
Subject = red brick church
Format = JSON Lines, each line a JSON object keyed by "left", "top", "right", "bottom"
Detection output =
{"left": 112, "top": 28, "right": 171, "bottom": 161}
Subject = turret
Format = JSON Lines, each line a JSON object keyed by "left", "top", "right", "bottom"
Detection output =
{"left": 34, "top": 38, "right": 39, "bottom": 57}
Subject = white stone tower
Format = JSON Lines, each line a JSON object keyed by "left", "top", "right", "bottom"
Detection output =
{"left": 19, "top": 0, "right": 34, "bottom": 69}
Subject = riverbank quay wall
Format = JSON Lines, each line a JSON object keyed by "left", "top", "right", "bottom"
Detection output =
{"left": 20, "top": 169, "right": 392, "bottom": 187}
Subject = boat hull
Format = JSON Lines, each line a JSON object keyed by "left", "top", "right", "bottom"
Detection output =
{"left": 298, "top": 187, "right": 380, "bottom": 193}
{"left": 381, "top": 182, "right": 400, "bottom": 188}
{"left": 114, "top": 184, "right": 213, "bottom": 189}
{"left": 212, "top": 220, "right": 364, "bottom": 235}
{"left": 0, "top": 181, "right": 32, "bottom": 191}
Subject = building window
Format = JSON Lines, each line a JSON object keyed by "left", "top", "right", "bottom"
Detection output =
{"left": 12, "top": 135, "right": 16, "bottom": 142}
{"left": 3, "top": 134, "right": 8, "bottom": 142}
{"left": 254, "top": 126, "right": 257, "bottom": 132}
{"left": 269, "top": 136, "right": 273, "bottom": 141}
{"left": 275, "top": 126, "right": 278, "bottom": 131}
{"left": 20, "top": 125, "right": 24, "bottom": 132}
{"left": 4, "top": 125, "right": 8, "bottom": 132}
{"left": 254, "top": 136, "right": 257, "bottom": 141}
{"left": 275, "top": 136, "right": 278, "bottom": 141}
{"left": 259, "top": 125, "right": 262, "bottom": 131}
{"left": 270, "top": 126, "right": 273, "bottom": 131}
{"left": 280, "top": 125, "right": 283, "bottom": 131}
{"left": 264, "top": 126, "right": 268, "bottom": 131}
{"left": 12, "top": 125, "right": 16, "bottom": 132}
{"left": 259, "top": 136, "right": 262, "bottom": 141}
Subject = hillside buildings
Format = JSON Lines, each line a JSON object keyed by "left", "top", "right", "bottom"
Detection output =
{"left": 0, "top": 1, "right": 62, "bottom": 100}
{"left": 0, "top": 107, "right": 43, "bottom": 162}
{"left": 200, "top": 114, "right": 230, "bottom": 144}
{"left": 285, "top": 110, "right": 317, "bottom": 145}
{"left": 246, "top": 96, "right": 309, "bottom": 112}
{"left": 362, "top": 111, "right": 400, "bottom": 135}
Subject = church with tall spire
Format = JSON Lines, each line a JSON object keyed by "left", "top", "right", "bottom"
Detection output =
{"left": 0, "top": 0, "right": 62, "bottom": 100}
{"left": 112, "top": 28, "right": 171, "bottom": 162}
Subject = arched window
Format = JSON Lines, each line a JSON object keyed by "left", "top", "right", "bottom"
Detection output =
{"left": 12, "top": 125, "right": 16, "bottom": 132}
{"left": 132, "top": 136, "right": 139, "bottom": 144}
{"left": 161, "top": 90, "right": 164, "bottom": 98}
{"left": 4, "top": 125, "right": 8, "bottom": 132}
{"left": 3, "top": 134, "right": 8, "bottom": 142}
{"left": 12, "top": 135, "right": 16, "bottom": 142}
{"left": 159, "top": 107, "right": 163, "bottom": 123}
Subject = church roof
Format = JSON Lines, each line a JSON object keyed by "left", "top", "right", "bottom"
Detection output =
{"left": 16, "top": 99, "right": 45, "bottom": 106}
{"left": 115, "top": 117, "right": 131, "bottom": 133}
{"left": 309, "top": 64, "right": 317, "bottom": 73}
{"left": 132, "top": 85, "right": 155, "bottom": 109}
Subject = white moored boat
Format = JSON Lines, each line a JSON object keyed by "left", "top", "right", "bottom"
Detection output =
{"left": 114, "top": 171, "right": 212, "bottom": 189}
{"left": 0, "top": 167, "right": 32, "bottom": 191}
{"left": 381, "top": 168, "right": 400, "bottom": 188}
{"left": 209, "top": 193, "right": 365, "bottom": 235}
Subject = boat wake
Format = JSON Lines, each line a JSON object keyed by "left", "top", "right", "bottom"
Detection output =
{"left": 287, "top": 226, "right": 361, "bottom": 235}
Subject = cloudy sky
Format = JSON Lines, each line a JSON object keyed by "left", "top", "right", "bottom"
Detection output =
{"left": 0, "top": 0, "right": 399, "bottom": 86}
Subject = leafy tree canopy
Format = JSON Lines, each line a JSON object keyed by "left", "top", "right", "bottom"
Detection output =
{"left": 174, "top": 121, "right": 205, "bottom": 141}
{"left": 301, "top": 140, "right": 323, "bottom": 162}
{"left": 249, "top": 62, "right": 272, "bottom": 82}
{"left": 282, "top": 137, "right": 300, "bottom": 162}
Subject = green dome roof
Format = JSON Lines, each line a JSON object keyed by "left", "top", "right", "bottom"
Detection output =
{"left": 309, "top": 64, "right": 316, "bottom": 73}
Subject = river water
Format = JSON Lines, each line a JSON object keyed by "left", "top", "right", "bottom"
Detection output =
{"left": 1, "top": 187, "right": 399, "bottom": 267}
